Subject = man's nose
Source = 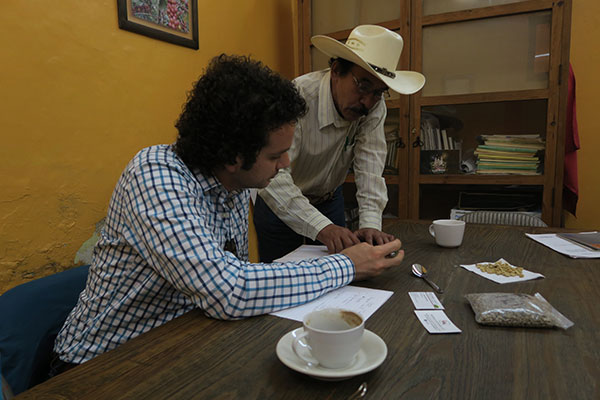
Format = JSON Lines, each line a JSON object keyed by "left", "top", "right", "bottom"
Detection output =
{"left": 359, "top": 94, "right": 379, "bottom": 110}
{"left": 278, "top": 152, "right": 290, "bottom": 169}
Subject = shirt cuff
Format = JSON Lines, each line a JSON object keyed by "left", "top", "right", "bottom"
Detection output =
{"left": 325, "top": 253, "right": 355, "bottom": 286}
{"left": 358, "top": 211, "right": 382, "bottom": 231}
{"left": 306, "top": 215, "right": 334, "bottom": 241}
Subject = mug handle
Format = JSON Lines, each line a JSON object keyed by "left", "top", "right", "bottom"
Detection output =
{"left": 292, "top": 331, "right": 319, "bottom": 366}
{"left": 429, "top": 224, "right": 436, "bottom": 238}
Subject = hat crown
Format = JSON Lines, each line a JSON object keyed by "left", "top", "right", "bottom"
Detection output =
{"left": 344, "top": 25, "right": 403, "bottom": 72}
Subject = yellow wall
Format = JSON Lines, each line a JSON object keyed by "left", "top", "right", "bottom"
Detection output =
{"left": 0, "top": 0, "right": 295, "bottom": 292}
{"left": 564, "top": 0, "right": 600, "bottom": 230}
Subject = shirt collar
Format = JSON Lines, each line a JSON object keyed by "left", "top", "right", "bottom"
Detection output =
{"left": 192, "top": 169, "right": 245, "bottom": 204}
{"left": 318, "top": 70, "right": 351, "bottom": 130}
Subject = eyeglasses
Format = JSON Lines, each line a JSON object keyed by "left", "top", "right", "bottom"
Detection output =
{"left": 351, "top": 72, "right": 390, "bottom": 100}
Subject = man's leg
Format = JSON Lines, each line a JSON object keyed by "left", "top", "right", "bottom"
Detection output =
{"left": 253, "top": 195, "right": 305, "bottom": 263}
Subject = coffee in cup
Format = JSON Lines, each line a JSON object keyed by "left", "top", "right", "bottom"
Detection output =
{"left": 429, "top": 219, "right": 465, "bottom": 247}
{"left": 292, "top": 308, "right": 364, "bottom": 369}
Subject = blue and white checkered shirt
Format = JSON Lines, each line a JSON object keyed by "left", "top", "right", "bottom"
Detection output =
{"left": 55, "top": 145, "right": 354, "bottom": 363}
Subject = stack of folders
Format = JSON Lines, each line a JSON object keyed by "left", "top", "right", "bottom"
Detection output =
{"left": 474, "top": 134, "right": 544, "bottom": 175}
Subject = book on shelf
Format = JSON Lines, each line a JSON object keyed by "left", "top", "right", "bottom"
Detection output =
{"left": 384, "top": 128, "right": 399, "bottom": 173}
{"left": 478, "top": 144, "right": 539, "bottom": 153}
{"left": 420, "top": 127, "right": 458, "bottom": 151}
{"left": 477, "top": 158, "right": 539, "bottom": 164}
{"left": 441, "top": 129, "right": 449, "bottom": 150}
{"left": 477, "top": 163, "right": 538, "bottom": 169}
{"left": 475, "top": 146, "right": 539, "bottom": 155}
{"left": 557, "top": 232, "right": 600, "bottom": 251}
{"left": 474, "top": 152, "right": 540, "bottom": 161}
{"left": 434, "top": 128, "right": 442, "bottom": 150}
{"left": 478, "top": 134, "right": 545, "bottom": 150}
{"left": 477, "top": 159, "right": 539, "bottom": 165}
{"left": 480, "top": 134, "right": 544, "bottom": 142}
{"left": 482, "top": 141, "right": 545, "bottom": 150}
{"left": 477, "top": 164, "right": 538, "bottom": 170}
{"left": 475, "top": 169, "right": 541, "bottom": 175}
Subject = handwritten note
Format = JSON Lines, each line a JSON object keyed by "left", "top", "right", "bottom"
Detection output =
{"left": 270, "top": 245, "right": 394, "bottom": 322}
{"left": 270, "top": 285, "right": 393, "bottom": 322}
{"left": 414, "top": 310, "right": 461, "bottom": 334}
{"left": 409, "top": 292, "right": 444, "bottom": 310}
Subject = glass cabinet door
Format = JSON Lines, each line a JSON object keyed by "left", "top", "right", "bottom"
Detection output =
{"left": 421, "top": 11, "right": 551, "bottom": 96}
{"left": 312, "top": 0, "right": 402, "bottom": 36}
{"left": 423, "top": 0, "right": 530, "bottom": 16}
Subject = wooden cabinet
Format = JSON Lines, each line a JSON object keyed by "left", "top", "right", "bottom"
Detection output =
{"left": 296, "top": 0, "right": 571, "bottom": 226}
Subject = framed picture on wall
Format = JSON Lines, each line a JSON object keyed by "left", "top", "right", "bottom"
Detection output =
{"left": 117, "top": 0, "right": 199, "bottom": 50}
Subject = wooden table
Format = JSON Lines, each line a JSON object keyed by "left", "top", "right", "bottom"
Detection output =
{"left": 18, "top": 221, "right": 600, "bottom": 399}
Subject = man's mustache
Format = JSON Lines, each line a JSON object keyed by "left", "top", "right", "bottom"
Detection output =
{"left": 351, "top": 106, "right": 369, "bottom": 116}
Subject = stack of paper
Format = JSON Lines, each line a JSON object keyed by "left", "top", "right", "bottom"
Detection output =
{"left": 526, "top": 232, "right": 600, "bottom": 259}
{"left": 474, "top": 134, "right": 544, "bottom": 175}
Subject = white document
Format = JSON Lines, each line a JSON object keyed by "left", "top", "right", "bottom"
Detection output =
{"left": 526, "top": 233, "right": 600, "bottom": 259}
{"left": 273, "top": 244, "right": 329, "bottom": 262}
{"left": 270, "top": 285, "right": 393, "bottom": 322}
{"left": 460, "top": 258, "right": 544, "bottom": 284}
{"left": 414, "top": 310, "right": 461, "bottom": 334}
{"left": 271, "top": 244, "right": 393, "bottom": 322}
{"left": 409, "top": 292, "right": 444, "bottom": 310}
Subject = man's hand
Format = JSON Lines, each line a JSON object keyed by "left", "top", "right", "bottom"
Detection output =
{"left": 341, "top": 240, "right": 404, "bottom": 281}
{"left": 316, "top": 224, "right": 360, "bottom": 254}
{"left": 354, "top": 228, "right": 396, "bottom": 245}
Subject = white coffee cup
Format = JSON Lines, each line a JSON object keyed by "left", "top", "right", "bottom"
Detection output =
{"left": 429, "top": 219, "right": 466, "bottom": 247}
{"left": 292, "top": 308, "right": 364, "bottom": 369}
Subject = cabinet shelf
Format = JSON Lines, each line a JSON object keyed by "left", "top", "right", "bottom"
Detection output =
{"left": 422, "top": 0, "right": 556, "bottom": 26}
{"left": 420, "top": 89, "right": 550, "bottom": 106}
{"left": 418, "top": 174, "right": 544, "bottom": 185}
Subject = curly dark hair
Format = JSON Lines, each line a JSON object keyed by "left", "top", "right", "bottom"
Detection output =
{"left": 174, "top": 54, "right": 307, "bottom": 175}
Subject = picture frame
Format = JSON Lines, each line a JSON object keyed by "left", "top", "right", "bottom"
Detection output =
{"left": 117, "top": 0, "right": 199, "bottom": 50}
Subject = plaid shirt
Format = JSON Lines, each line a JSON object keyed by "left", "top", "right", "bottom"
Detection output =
{"left": 55, "top": 145, "right": 354, "bottom": 363}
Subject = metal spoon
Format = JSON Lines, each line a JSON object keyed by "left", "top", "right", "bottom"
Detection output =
{"left": 347, "top": 382, "right": 368, "bottom": 399}
{"left": 411, "top": 263, "right": 444, "bottom": 294}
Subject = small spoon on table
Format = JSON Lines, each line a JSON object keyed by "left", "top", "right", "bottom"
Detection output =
{"left": 411, "top": 263, "right": 444, "bottom": 294}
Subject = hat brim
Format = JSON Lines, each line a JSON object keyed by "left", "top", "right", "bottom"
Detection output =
{"left": 311, "top": 35, "right": 426, "bottom": 95}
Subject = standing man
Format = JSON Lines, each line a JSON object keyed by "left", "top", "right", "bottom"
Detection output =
{"left": 52, "top": 54, "right": 404, "bottom": 370}
{"left": 254, "top": 25, "right": 425, "bottom": 262}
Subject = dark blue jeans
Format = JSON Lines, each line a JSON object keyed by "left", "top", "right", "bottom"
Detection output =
{"left": 254, "top": 186, "right": 346, "bottom": 262}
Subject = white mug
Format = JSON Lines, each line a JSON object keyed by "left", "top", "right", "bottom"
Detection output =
{"left": 292, "top": 308, "right": 364, "bottom": 369}
{"left": 429, "top": 219, "right": 466, "bottom": 247}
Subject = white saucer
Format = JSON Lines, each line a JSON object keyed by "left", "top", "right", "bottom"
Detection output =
{"left": 275, "top": 328, "right": 387, "bottom": 381}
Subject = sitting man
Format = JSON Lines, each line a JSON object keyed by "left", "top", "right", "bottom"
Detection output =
{"left": 52, "top": 54, "right": 404, "bottom": 370}
{"left": 254, "top": 25, "right": 425, "bottom": 262}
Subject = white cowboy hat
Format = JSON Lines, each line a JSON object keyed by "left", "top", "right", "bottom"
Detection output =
{"left": 311, "top": 25, "right": 425, "bottom": 95}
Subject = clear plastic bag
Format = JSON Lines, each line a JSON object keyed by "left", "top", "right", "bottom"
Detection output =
{"left": 465, "top": 292, "right": 574, "bottom": 329}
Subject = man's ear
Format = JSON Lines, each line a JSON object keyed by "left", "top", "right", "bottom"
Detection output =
{"left": 330, "top": 60, "right": 340, "bottom": 77}
{"left": 224, "top": 156, "right": 243, "bottom": 173}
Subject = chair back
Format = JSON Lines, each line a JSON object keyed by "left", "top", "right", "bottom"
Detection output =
{"left": 458, "top": 211, "right": 547, "bottom": 227}
{"left": 0, "top": 265, "right": 89, "bottom": 395}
